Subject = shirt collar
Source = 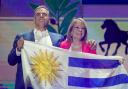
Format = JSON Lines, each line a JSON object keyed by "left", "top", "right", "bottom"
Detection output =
{"left": 34, "top": 28, "right": 49, "bottom": 37}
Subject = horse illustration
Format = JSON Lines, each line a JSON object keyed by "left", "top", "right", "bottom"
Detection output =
{"left": 99, "top": 19, "right": 128, "bottom": 56}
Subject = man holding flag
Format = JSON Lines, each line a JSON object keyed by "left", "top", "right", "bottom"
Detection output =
{"left": 8, "top": 5, "right": 63, "bottom": 89}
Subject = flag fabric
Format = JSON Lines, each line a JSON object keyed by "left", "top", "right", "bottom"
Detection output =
{"left": 21, "top": 40, "right": 128, "bottom": 89}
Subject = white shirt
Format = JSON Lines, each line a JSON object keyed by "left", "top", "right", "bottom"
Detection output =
{"left": 33, "top": 28, "right": 52, "bottom": 46}
{"left": 16, "top": 29, "right": 52, "bottom": 56}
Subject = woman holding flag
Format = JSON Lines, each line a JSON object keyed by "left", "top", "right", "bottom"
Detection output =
{"left": 60, "top": 18, "right": 97, "bottom": 54}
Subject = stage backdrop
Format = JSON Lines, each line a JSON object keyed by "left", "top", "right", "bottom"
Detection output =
{"left": 0, "top": 0, "right": 128, "bottom": 88}
{"left": 0, "top": 17, "right": 128, "bottom": 89}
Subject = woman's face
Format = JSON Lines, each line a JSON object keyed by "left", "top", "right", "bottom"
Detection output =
{"left": 71, "top": 21, "right": 86, "bottom": 41}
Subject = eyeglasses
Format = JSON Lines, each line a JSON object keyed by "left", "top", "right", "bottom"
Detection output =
{"left": 73, "top": 27, "right": 86, "bottom": 30}
{"left": 36, "top": 13, "right": 48, "bottom": 17}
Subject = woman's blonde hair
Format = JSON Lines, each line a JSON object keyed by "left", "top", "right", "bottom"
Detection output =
{"left": 67, "top": 18, "right": 87, "bottom": 42}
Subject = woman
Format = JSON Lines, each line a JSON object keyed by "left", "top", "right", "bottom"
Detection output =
{"left": 60, "top": 18, "right": 96, "bottom": 54}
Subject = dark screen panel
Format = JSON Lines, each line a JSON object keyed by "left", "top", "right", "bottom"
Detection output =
{"left": 82, "top": 0, "right": 128, "bottom": 4}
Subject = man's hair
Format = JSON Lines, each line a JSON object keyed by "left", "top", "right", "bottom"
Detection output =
{"left": 35, "top": 5, "right": 49, "bottom": 13}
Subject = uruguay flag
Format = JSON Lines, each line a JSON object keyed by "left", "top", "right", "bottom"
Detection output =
{"left": 21, "top": 41, "right": 128, "bottom": 89}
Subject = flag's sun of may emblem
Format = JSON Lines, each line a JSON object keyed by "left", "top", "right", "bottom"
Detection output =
{"left": 30, "top": 49, "right": 62, "bottom": 85}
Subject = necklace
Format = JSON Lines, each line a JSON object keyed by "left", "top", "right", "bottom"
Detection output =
{"left": 71, "top": 43, "right": 82, "bottom": 51}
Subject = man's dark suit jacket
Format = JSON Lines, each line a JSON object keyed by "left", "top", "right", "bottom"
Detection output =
{"left": 8, "top": 30, "right": 63, "bottom": 89}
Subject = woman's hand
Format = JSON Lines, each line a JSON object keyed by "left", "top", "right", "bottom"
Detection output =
{"left": 87, "top": 40, "right": 97, "bottom": 50}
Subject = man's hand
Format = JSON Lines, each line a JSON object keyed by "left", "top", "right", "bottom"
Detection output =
{"left": 17, "top": 37, "right": 24, "bottom": 52}
{"left": 87, "top": 40, "right": 97, "bottom": 50}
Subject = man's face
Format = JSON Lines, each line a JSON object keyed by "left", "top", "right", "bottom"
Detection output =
{"left": 34, "top": 7, "right": 49, "bottom": 28}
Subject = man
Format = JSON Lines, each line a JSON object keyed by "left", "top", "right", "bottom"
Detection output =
{"left": 8, "top": 5, "right": 62, "bottom": 89}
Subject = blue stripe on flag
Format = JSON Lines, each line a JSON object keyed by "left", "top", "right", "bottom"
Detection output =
{"left": 69, "top": 57, "right": 120, "bottom": 69}
{"left": 68, "top": 74, "right": 128, "bottom": 88}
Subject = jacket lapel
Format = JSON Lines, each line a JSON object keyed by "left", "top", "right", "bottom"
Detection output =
{"left": 29, "top": 30, "right": 35, "bottom": 42}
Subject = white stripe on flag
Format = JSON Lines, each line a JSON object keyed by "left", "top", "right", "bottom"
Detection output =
{"left": 68, "top": 64, "right": 127, "bottom": 78}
